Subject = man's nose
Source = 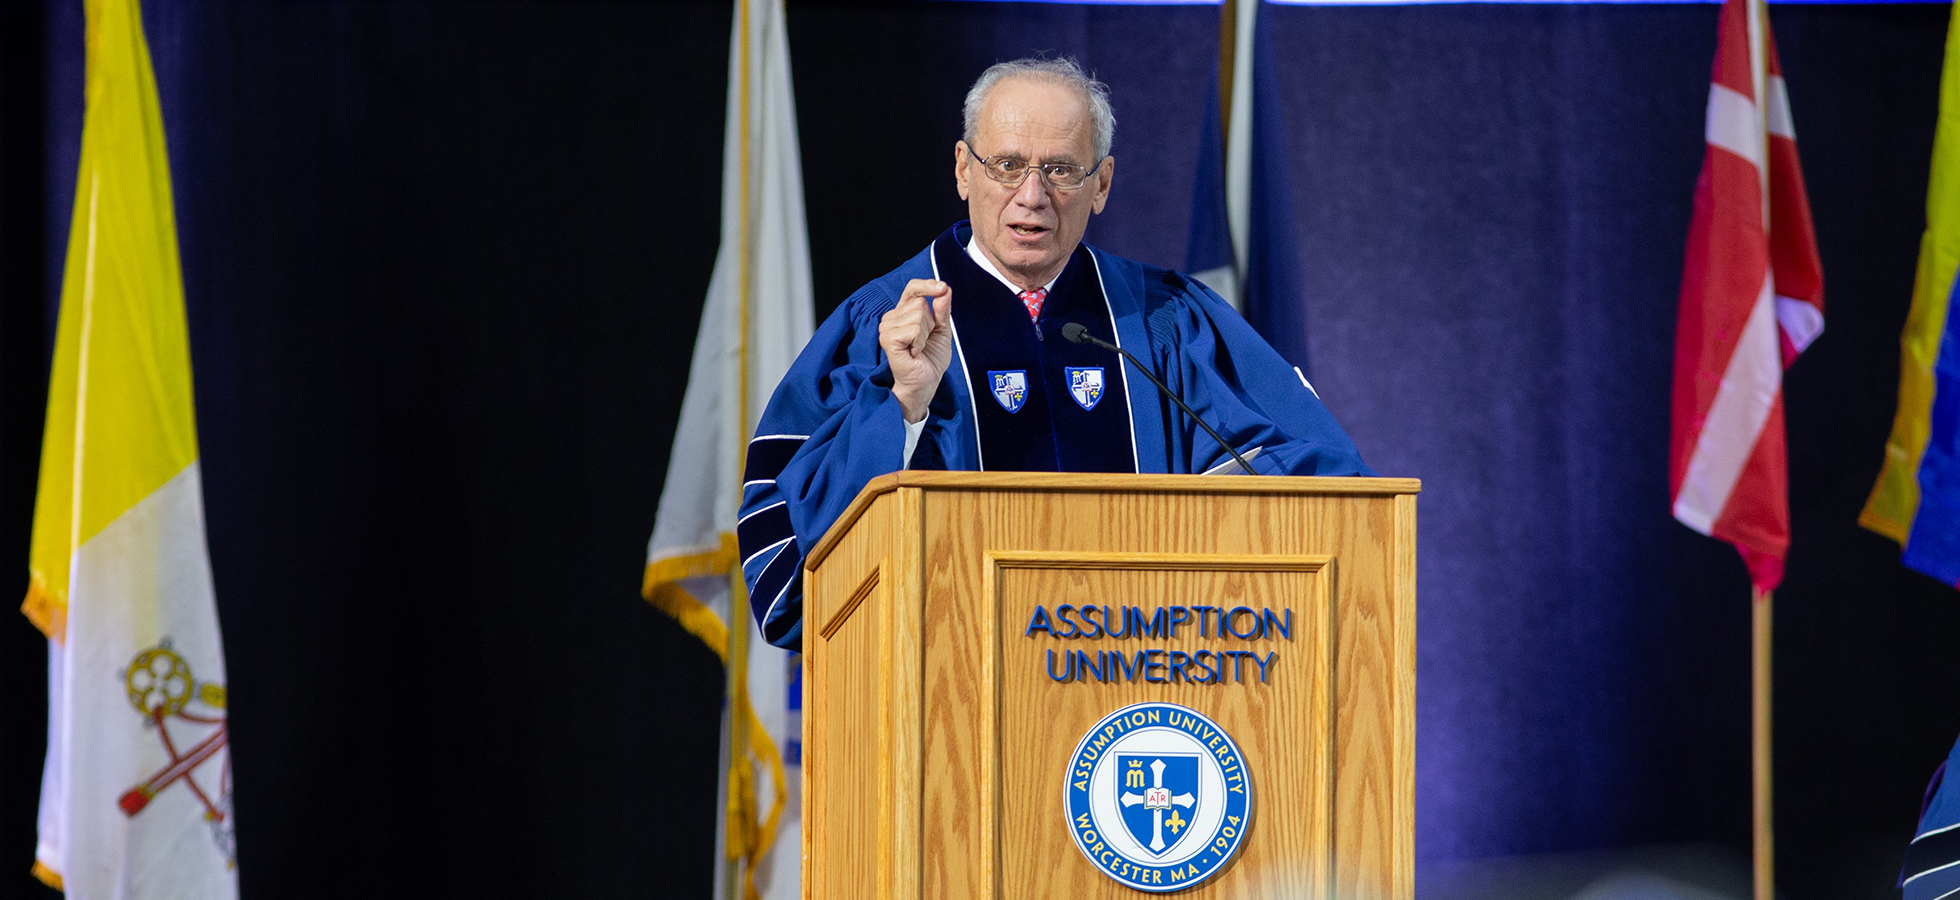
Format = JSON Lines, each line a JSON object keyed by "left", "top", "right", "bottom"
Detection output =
{"left": 1011, "top": 171, "right": 1051, "bottom": 208}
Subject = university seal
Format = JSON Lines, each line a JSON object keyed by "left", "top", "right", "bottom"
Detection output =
{"left": 1063, "top": 702, "right": 1252, "bottom": 892}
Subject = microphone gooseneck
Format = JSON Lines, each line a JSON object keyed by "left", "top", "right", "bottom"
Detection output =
{"left": 1061, "top": 322, "right": 1258, "bottom": 476}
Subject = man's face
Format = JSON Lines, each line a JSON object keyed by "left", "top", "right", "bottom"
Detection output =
{"left": 955, "top": 77, "right": 1113, "bottom": 290}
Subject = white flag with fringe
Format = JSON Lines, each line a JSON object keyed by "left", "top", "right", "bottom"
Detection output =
{"left": 641, "top": 0, "right": 812, "bottom": 897}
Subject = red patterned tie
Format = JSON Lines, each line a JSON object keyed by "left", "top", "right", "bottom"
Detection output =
{"left": 1018, "top": 287, "right": 1047, "bottom": 322}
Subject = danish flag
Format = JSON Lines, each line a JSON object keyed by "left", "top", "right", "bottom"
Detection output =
{"left": 1670, "top": 0, "right": 1824, "bottom": 593}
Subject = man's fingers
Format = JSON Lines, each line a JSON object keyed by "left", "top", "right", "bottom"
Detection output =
{"left": 904, "top": 281, "right": 953, "bottom": 333}
{"left": 914, "top": 301, "right": 936, "bottom": 346}
{"left": 881, "top": 319, "right": 922, "bottom": 357}
{"left": 901, "top": 279, "right": 948, "bottom": 307}
{"left": 881, "top": 292, "right": 939, "bottom": 356}
{"left": 885, "top": 280, "right": 952, "bottom": 353}
{"left": 932, "top": 284, "right": 954, "bottom": 327}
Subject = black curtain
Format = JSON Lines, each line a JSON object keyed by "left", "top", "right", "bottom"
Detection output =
{"left": 0, "top": 0, "right": 55, "bottom": 896}
{"left": 10, "top": 2, "right": 737, "bottom": 898}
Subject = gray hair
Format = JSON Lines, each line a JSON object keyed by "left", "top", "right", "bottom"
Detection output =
{"left": 962, "top": 57, "right": 1116, "bottom": 160}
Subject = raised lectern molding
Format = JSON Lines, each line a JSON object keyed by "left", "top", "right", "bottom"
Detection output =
{"left": 804, "top": 472, "right": 1422, "bottom": 570}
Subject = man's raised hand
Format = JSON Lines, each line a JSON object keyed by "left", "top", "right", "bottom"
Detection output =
{"left": 879, "top": 279, "right": 954, "bottom": 424}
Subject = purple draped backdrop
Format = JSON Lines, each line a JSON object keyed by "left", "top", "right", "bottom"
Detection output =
{"left": 0, "top": 2, "right": 1955, "bottom": 898}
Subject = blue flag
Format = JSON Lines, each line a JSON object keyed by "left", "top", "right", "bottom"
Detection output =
{"left": 1902, "top": 273, "right": 1960, "bottom": 585}
{"left": 1185, "top": 68, "right": 1237, "bottom": 299}
{"left": 1240, "top": 0, "right": 1311, "bottom": 381}
{"left": 1187, "top": 1, "right": 1312, "bottom": 382}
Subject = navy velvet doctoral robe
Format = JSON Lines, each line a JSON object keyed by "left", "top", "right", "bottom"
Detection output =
{"left": 935, "top": 235, "right": 1138, "bottom": 473}
{"left": 737, "top": 223, "right": 1373, "bottom": 649}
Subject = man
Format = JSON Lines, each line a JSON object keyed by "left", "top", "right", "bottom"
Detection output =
{"left": 1903, "top": 736, "right": 1960, "bottom": 899}
{"left": 738, "top": 58, "right": 1372, "bottom": 649}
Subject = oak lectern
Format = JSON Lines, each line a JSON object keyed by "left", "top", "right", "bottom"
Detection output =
{"left": 801, "top": 472, "right": 1419, "bottom": 900}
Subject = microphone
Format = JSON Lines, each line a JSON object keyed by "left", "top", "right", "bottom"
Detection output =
{"left": 1060, "top": 322, "right": 1259, "bottom": 476}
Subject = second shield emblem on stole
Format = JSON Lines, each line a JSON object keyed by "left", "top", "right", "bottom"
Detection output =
{"left": 1067, "top": 366, "right": 1104, "bottom": 410}
{"left": 989, "top": 370, "right": 1028, "bottom": 413}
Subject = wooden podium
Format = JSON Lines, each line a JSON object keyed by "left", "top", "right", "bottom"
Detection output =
{"left": 800, "top": 472, "right": 1419, "bottom": 900}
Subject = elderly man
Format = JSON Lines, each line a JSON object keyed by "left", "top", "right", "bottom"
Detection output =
{"left": 738, "top": 58, "right": 1372, "bottom": 649}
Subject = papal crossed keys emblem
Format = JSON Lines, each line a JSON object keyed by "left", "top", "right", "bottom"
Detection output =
{"left": 120, "top": 641, "right": 235, "bottom": 865}
{"left": 1116, "top": 754, "right": 1198, "bottom": 855}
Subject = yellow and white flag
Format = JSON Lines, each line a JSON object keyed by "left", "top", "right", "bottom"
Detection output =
{"left": 641, "top": 0, "right": 811, "bottom": 898}
{"left": 22, "top": 0, "right": 237, "bottom": 896}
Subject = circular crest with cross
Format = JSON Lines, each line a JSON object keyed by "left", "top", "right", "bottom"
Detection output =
{"left": 1064, "top": 702, "right": 1253, "bottom": 892}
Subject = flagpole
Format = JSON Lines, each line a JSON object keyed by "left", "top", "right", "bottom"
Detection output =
{"left": 724, "top": 0, "right": 756, "bottom": 896}
{"left": 1744, "top": 0, "right": 1774, "bottom": 897}
{"left": 1751, "top": 587, "right": 1774, "bottom": 900}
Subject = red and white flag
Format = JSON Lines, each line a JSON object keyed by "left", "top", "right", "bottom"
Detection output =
{"left": 1671, "top": 0, "right": 1825, "bottom": 593}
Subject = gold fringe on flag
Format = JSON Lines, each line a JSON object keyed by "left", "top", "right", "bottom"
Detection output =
{"left": 641, "top": 541, "right": 788, "bottom": 900}
{"left": 20, "top": 571, "right": 64, "bottom": 643}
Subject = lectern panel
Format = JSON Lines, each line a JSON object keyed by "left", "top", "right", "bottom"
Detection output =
{"left": 991, "top": 557, "right": 1333, "bottom": 899}
{"left": 815, "top": 567, "right": 883, "bottom": 900}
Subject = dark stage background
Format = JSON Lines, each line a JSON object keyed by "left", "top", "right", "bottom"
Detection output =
{"left": 2, "top": 1, "right": 1958, "bottom": 898}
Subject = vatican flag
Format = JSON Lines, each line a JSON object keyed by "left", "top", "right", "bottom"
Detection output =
{"left": 641, "top": 0, "right": 812, "bottom": 898}
{"left": 21, "top": 0, "right": 238, "bottom": 897}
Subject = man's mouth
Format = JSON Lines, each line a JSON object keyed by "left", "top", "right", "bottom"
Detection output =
{"left": 1010, "top": 224, "right": 1048, "bottom": 236}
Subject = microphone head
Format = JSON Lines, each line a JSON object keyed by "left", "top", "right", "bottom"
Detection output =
{"left": 1060, "top": 322, "right": 1090, "bottom": 344}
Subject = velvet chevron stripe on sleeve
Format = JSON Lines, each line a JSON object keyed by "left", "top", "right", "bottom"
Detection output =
{"left": 1906, "top": 735, "right": 1960, "bottom": 900}
{"left": 737, "top": 433, "right": 808, "bottom": 648}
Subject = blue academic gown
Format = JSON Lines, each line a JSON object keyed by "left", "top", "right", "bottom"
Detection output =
{"left": 1905, "top": 737, "right": 1960, "bottom": 899}
{"left": 737, "top": 223, "right": 1374, "bottom": 650}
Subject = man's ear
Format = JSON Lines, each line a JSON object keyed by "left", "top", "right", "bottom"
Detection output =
{"left": 954, "top": 141, "right": 972, "bottom": 201}
{"left": 1090, "top": 155, "right": 1114, "bottom": 214}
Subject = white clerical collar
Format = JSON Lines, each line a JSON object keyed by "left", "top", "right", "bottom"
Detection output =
{"left": 965, "top": 236, "right": 1062, "bottom": 295}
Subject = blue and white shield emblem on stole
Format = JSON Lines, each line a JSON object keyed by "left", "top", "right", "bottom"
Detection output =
{"left": 989, "top": 370, "right": 1028, "bottom": 413}
{"left": 1114, "top": 753, "right": 1200, "bottom": 856}
{"left": 1066, "top": 366, "right": 1104, "bottom": 411}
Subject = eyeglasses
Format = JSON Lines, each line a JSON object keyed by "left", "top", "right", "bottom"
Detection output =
{"left": 967, "top": 146, "right": 1101, "bottom": 191}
